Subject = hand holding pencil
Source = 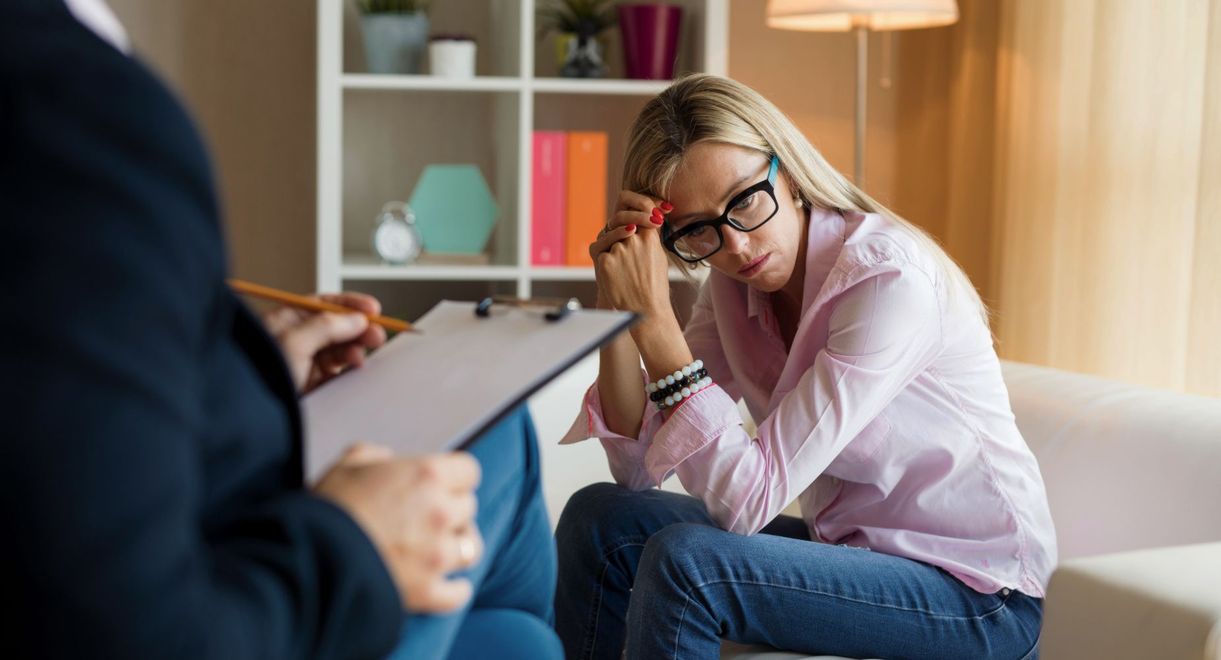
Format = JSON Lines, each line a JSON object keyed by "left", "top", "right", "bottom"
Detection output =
{"left": 231, "top": 280, "right": 404, "bottom": 394}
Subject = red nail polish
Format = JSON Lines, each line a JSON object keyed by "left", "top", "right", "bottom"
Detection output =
{"left": 660, "top": 202, "right": 674, "bottom": 212}
{"left": 626, "top": 224, "right": 637, "bottom": 233}
{"left": 651, "top": 216, "right": 664, "bottom": 225}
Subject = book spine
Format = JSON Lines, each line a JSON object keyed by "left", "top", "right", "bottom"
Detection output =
{"left": 531, "top": 131, "right": 567, "bottom": 266}
{"left": 565, "top": 131, "right": 608, "bottom": 266}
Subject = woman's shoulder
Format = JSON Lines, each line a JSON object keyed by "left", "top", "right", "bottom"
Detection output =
{"left": 833, "top": 211, "right": 941, "bottom": 285}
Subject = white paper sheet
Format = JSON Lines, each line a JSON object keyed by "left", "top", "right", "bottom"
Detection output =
{"left": 302, "top": 300, "right": 635, "bottom": 481}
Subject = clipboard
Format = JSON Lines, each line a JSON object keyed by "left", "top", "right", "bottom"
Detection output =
{"left": 301, "top": 297, "right": 637, "bottom": 481}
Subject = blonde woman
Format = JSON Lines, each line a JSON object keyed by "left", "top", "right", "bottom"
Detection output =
{"left": 554, "top": 75, "right": 1055, "bottom": 660}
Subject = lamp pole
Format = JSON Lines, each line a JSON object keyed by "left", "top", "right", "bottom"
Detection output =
{"left": 854, "top": 22, "right": 868, "bottom": 188}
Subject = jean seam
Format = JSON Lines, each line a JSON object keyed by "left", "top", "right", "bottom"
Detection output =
{"left": 587, "top": 539, "right": 647, "bottom": 660}
{"left": 664, "top": 581, "right": 1016, "bottom": 660}
{"left": 1018, "top": 634, "right": 1040, "bottom": 660}
{"left": 673, "top": 594, "right": 693, "bottom": 660}
{"left": 683, "top": 578, "right": 1014, "bottom": 622}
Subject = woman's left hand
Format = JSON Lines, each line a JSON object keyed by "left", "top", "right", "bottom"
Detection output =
{"left": 593, "top": 225, "right": 673, "bottom": 318}
{"left": 261, "top": 292, "right": 388, "bottom": 394}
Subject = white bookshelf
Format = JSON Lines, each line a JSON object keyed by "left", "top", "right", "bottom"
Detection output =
{"left": 317, "top": 0, "right": 726, "bottom": 319}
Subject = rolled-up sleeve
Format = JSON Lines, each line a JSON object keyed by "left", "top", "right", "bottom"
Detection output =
{"left": 559, "top": 281, "right": 739, "bottom": 490}
{"left": 645, "top": 262, "right": 944, "bottom": 535}
{"left": 559, "top": 373, "right": 664, "bottom": 490}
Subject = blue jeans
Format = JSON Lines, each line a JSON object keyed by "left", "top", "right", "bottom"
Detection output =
{"left": 555, "top": 483, "right": 1042, "bottom": 660}
{"left": 388, "top": 409, "right": 562, "bottom": 660}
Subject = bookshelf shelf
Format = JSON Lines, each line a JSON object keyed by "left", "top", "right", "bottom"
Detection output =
{"left": 318, "top": 0, "right": 728, "bottom": 316}
{"left": 531, "top": 78, "right": 673, "bottom": 96}
{"left": 342, "top": 74, "right": 525, "bottom": 92}
{"left": 340, "top": 258, "right": 522, "bottom": 282}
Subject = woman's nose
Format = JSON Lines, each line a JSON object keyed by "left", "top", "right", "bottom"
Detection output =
{"left": 721, "top": 226, "right": 750, "bottom": 255}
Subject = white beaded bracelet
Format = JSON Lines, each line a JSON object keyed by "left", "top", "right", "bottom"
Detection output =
{"left": 645, "top": 359, "right": 704, "bottom": 394}
{"left": 656, "top": 374, "right": 713, "bottom": 411}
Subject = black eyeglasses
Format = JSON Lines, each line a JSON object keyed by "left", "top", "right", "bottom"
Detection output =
{"left": 661, "top": 155, "right": 781, "bottom": 263}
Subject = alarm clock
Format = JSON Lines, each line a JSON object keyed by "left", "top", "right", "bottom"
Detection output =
{"left": 371, "top": 201, "right": 423, "bottom": 265}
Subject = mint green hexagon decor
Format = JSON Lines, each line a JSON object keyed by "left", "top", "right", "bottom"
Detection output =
{"left": 408, "top": 164, "right": 500, "bottom": 255}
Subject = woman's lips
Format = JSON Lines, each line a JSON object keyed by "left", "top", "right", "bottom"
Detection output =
{"left": 738, "top": 253, "right": 771, "bottom": 276}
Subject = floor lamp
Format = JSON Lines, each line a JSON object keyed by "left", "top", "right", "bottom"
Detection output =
{"left": 765, "top": 0, "right": 959, "bottom": 188}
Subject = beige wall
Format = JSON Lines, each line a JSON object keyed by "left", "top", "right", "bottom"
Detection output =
{"left": 108, "top": 0, "right": 318, "bottom": 293}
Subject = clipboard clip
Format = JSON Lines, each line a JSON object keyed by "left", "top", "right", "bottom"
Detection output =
{"left": 475, "top": 295, "right": 582, "bottom": 322}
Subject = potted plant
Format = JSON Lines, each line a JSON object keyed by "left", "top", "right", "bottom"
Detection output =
{"left": 537, "top": 0, "right": 618, "bottom": 78}
{"left": 357, "top": 0, "right": 431, "bottom": 75}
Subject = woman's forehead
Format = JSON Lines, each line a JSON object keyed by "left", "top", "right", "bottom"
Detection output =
{"left": 668, "top": 143, "right": 768, "bottom": 211}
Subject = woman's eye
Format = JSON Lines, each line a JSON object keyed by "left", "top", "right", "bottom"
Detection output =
{"left": 734, "top": 192, "right": 758, "bottom": 211}
{"left": 688, "top": 226, "right": 711, "bottom": 238}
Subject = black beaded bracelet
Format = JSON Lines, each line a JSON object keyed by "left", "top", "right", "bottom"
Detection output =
{"left": 648, "top": 368, "right": 708, "bottom": 402}
{"left": 646, "top": 360, "right": 714, "bottom": 411}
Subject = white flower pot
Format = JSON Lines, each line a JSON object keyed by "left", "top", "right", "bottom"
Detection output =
{"left": 429, "top": 39, "right": 476, "bottom": 78}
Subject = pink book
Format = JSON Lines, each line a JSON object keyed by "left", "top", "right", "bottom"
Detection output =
{"left": 532, "top": 131, "right": 567, "bottom": 266}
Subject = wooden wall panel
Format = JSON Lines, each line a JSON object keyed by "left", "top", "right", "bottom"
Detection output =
{"left": 993, "top": 0, "right": 1216, "bottom": 394}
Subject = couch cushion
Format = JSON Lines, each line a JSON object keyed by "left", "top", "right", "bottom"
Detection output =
{"left": 1001, "top": 362, "right": 1221, "bottom": 560}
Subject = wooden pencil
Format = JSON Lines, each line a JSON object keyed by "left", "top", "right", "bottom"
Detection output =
{"left": 228, "top": 279, "right": 414, "bottom": 333}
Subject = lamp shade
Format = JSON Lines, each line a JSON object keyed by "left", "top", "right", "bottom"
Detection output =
{"left": 766, "top": 0, "right": 958, "bottom": 31}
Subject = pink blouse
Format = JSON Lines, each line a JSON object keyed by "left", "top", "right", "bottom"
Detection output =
{"left": 561, "top": 207, "right": 1057, "bottom": 597}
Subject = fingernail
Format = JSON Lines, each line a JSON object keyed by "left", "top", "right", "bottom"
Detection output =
{"left": 626, "top": 224, "right": 637, "bottom": 233}
{"left": 651, "top": 210, "right": 664, "bottom": 221}
{"left": 650, "top": 216, "right": 664, "bottom": 225}
{"left": 660, "top": 202, "right": 674, "bottom": 212}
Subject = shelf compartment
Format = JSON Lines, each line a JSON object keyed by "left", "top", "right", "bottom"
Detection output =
{"left": 341, "top": 89, "right": 521, "bottom": 268}
{"left": 342, "top": 0, "right": 521, "bottom": 77}
{"left": 532, "top": 0, "right": 715, "bottom": 80}
{"left": 532, "top": 93, "right": 655, "bottom": 246}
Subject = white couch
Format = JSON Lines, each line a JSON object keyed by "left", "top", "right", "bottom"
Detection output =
{"left": 527, "top": 359, "right": 1221, "bottom": 659}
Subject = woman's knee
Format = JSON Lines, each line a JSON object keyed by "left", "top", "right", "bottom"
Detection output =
{"left": 636, "top": 522, "right": 722, "bottom": 589}
{"left": 555, "top": 482, "right": 641, "bottom": 550}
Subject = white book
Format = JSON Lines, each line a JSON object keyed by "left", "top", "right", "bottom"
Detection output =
{"left": 302, "top": 299, "right": 635, "bottom": 481}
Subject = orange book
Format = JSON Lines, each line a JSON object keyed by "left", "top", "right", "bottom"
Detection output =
{"left": 565, "top": 131, "right": 609, "bottom": 266}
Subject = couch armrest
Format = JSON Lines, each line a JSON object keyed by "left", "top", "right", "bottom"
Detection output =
{"left": 1042, "top": 542, "right": 1221, "bottom": 659}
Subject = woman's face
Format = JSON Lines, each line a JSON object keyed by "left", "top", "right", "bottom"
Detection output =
{"left": 664, "top": 142, "right": 806, "bottom": 293}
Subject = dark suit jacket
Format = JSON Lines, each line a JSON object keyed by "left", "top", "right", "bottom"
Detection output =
{"left": 0, "top": 2, "right": 401, "bottom": 658}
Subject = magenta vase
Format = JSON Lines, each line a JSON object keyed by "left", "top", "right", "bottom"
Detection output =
{"left": 618, "top": 4, "right": 684, "bottom": 80}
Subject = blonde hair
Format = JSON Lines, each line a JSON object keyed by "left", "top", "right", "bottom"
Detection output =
{"left": 622, "top": 73, "right": 987, "bottom": 325}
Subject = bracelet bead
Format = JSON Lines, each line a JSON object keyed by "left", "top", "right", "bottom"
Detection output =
{"left": 645, "top": 358, "right": 713, "bottom": 412}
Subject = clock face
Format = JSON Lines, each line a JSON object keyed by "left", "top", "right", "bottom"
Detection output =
{"left": 373, "top": 218, "right": 422, "bottom": 264}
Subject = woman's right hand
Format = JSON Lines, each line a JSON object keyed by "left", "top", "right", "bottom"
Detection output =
{"left": 590, "top": 190, "right": 672, "bottom": 307}
{"left": 314, "top": 444, "right": 483, "bottom": 614}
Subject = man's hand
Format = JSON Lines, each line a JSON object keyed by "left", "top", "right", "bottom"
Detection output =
{"left": 314, "top": 445, "right": 484, "bottom": 614}
{"left": 261, "top": 292, "right": 388, "bottom": 394}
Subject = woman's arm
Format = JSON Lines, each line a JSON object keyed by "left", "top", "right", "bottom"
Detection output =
{"left": 595, "top": 295, "right": 653, "bottom": 438}
{"left": 589, "top": 191, "right": 676, "bottom": 438}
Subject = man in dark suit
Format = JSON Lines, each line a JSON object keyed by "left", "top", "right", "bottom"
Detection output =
{"left": 0, "top": 2, "right": 560, "bottom": 658}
